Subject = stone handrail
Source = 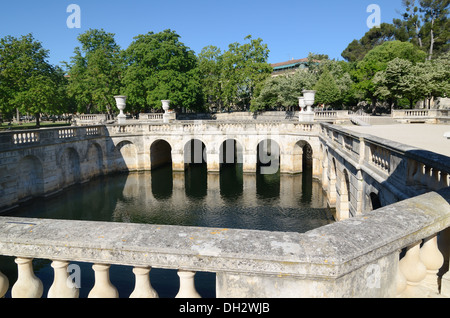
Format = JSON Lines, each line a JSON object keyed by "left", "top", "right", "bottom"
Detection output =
{"left": 392, "top": 109, "right": 449, "bottom": 124}
{"left": 0, "top": 188, "right": 449, "bottom": 298}
{"left": 321, "top": 123, "right": 450, "bottom": 200}
{"left": 0, "top": 126, "right": 106, "bottom": 151}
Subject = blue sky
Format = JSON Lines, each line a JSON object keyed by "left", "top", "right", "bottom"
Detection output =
{"left": 0, "top": 0, "right": 406, "bottom": 67}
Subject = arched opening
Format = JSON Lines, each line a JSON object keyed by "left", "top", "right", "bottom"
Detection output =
{"left": 256, "top": 139, "right": 280, "bottom": 198}
{"left": 257, "top": 139, "right": 280, "bottom": 175}
{"left": 150, "top": 140, "right": 172, "bottom": 170}
{"left": 60, "top": 147, "right": 81, "bottom": 186}
{"left": 219, "top": 139, "right": 243, "bottom": 168}
{"left": 301, "top": 142, "right": 313, "bottom": 171}
{"left": 17, "top": 155, "right": 44, "bottom": 201}
{"left": 150, "top": 140, "right": 173, "bottom": 199}
{"left": 219, "top": 139, "right": 244, "bottom": 199}
{"left": 116, "top": 141, "right": 138, "bottom": 171}
{"left": 86, "top": 143, "right": 104, "bottom": 178}
{"left": 369, "top": 192, "right": 382, "bottom": 211}
{"left": 343, "top": 169, "right": 353, "bottom": 217}
{"left": 184, "top": 139, "right": 207, "bottom": 198}
{"left": 184, "top": 139, "right": 207, "bottom": 167}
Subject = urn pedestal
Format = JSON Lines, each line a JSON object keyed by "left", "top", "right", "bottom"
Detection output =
{"left": 299, "top": 90, "right": 316, "bottom": 122}
{"left": 114, "top": 96, "right": 127, "bottom": 125}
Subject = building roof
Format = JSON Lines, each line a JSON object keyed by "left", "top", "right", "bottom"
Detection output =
{"left": 271, "top": 58, "right": 321, "bottom": 71}
{"left": 271, "top": 58, "right": 309, "bottom": 69}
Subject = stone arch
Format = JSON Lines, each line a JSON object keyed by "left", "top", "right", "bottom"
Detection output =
{"left": 294, "top": 140, "right": 313, "bottom": 171}
{"left": 60, "top": 147, "right": 82, "bottom": 186}
{"left": 257, "top": 139, "right": 280, "bottom": 175}
{"left": 336, "top": 169, "right": 352, "bottom": 220}
{"left": 150, "top": 139, "right": 172, "bottom": 170}
{"left": 116, "top": 140, "right": 138, "bottom": 171}
{"left": 16, "top": 155, "right": 44, "bottom": 200}
{"left": 369, "top": 192, "right": 382, "bottom": 211}
{"left": 322, "top": 148, "right": 329, "bottom": 188}
{"left": 184, "top": 139, "right": 207, "bottom": 167}
{"left": 219, "top": 139, "right": 243, "bottom": 167}
{"left": 326, "top": 156, "right": 338, "bottom": 207}
{"left": 85, "top": 142, "right": 104, "bottom": 178}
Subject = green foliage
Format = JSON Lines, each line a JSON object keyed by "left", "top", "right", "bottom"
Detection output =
{"left": 122, "top": 29, "right": 203, "bottom": 112}
{"left": 198, "top": 35, "right": 272, "bottom": 112}
{"left": 353, "top": 41, "right": 427, "bottom": 106}
{"left": 343, "top": 0, "right": 449, "bottom": 62}
{"left": 0, "top": 34, "right": 67, "bottom": 125}
{"left": 65, "top": 29, "right": 124, "bottom": 115}
{"left": 314, "top": 70, "right": 341, "bottom": 107}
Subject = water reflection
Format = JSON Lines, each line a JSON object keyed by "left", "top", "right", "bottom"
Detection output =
{"left": 4, "top": 164, "right": 334, "bottom": 298}
{"left": 9, "top": 163, "right": 333, "bottom": 233}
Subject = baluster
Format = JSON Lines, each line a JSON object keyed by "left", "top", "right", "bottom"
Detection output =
{"left": 429, "top": 169, "right": 441, "bottom": 190}
{"left": 0, "top": 270, "right": 9, "bottom": 298}
{"left": 175, "top": 270, "right": 201, "bottom": 298}
{"left": 413, "top": 163, "right": 424, "bottom": 185}
{"left": 129, "top": 266, "right": 158, "bottom": 298}
{"left": 396, "top": 263, "right": 407, "bottom": 297}
{"left": 439, "top": 172, "right": 449, "bottom": 188}
{"left": 398, "top": 242, "right": 427, "bottom": 297}
{"left": 88, "top": 264, "right": 119, "bottom": 298}
{"left": 11, "top": 258, "right": 43, "bottom": 298}
{"left": 48, "top": 260, "right": 79, "bottom": 298}
{"left": 419, "top": 234, "right": 444, "bottom": 293}
{"left": 421, "top": 165, "right": 431, "bottom": 186}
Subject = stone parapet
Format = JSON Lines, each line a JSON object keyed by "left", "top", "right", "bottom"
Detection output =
{"left": 0, "top": 188, "right": 449, "bottom": 297}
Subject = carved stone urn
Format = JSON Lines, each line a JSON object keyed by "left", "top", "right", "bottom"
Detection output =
{"left": 114, "top": 95, "right": 127, "bottom": 125}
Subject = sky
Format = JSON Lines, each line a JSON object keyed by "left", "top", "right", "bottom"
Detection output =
{"left": 0, "top": 0, "right": 406, "bottom": 68}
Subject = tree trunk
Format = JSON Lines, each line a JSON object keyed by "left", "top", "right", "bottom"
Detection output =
{"left": 35, "top": 113, "right": 40, "bottom": 128}
{"left": 428, "top": 16, "right": 435, "bottom": 61}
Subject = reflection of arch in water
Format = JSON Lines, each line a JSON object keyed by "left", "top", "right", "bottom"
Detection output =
{"left": 257, "top": 139, "right": 280, "bottom": 175}
{"left": 150, "top": 139, "right": 172, "bottom": 170}
{"left": 17, "top": 155, "right": 44, "bottom": 200}
{"left": 184, "top": 139, "right": 207, "bottom": 167}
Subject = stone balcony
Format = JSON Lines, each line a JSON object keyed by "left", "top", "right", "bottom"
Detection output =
{"left": 0, "top": 188, "right": 449, "bottom": 298}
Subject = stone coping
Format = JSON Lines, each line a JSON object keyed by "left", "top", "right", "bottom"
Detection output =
{"left": 0, "top": 189, "right": 449, "bottom": 280}
{"left": 323, "top": 123, "right": 450, "bottom": 173}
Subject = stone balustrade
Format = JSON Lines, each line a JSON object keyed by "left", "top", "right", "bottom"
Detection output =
{"left": 0, "top": 188, "right": 449, "bottom": 298}
{"left": 392, "top": 109, "right": 450, "bottom": 124}
{"left": 321, "top": 123, "right": 450, "bottom": 201}
{"left": 0, "top": 126, "right": 107, "bottom": 151}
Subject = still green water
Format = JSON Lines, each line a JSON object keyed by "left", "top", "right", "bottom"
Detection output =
{"left": 1, "top": 164, "right": 334, "bottom": 298}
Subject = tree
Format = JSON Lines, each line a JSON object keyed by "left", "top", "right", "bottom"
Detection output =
{"left": 198, "top": 46, "right": 224, "bottom": 111}
{"left": 122, "top": 29, "right": 203, "bottom": 112}
{"left": 314, "top": 70, "right": 341, "bottom": 107}
{"left": 66, "top": 29, "right": 124, "bottom": 115}
{"left": 220, "top": 35, "right": 272, "bottom": 111}
{"left": 419, "top": 0, "right": 450, "bottom": 60}
{"left": 341, "top": 23, "right": 406, "bottom": 62}
{"left": 0, "top": 34, "right": 67, "bottom": 126}
{"left": 353, "top": 41, "right": 427, "bottom": 109}
{"left": 250, "top": 68, "right": 318, "bottom": 112}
